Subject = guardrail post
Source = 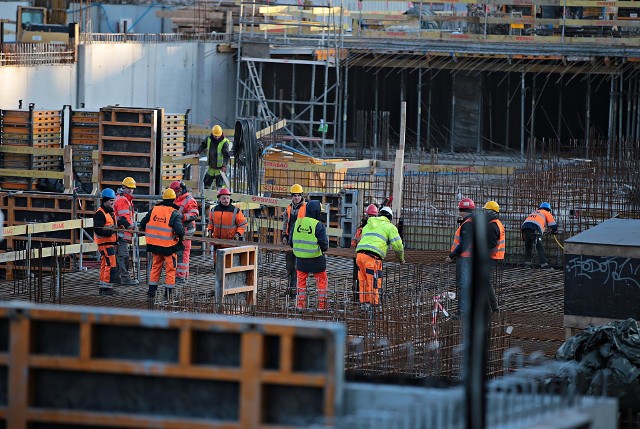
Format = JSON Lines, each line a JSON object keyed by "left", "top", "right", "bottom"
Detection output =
{"left": 26, "top": 224, "right": 32, "bottom": 281}
{"left": 79, "top": 218, "right": 85, "bottom": 271}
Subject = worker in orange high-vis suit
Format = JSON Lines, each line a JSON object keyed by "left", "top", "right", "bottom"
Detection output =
{"left": 170, "top": 181, "right": 199, "bottom": 283}
{"left": 93, "top": 188, "right": 119, "bottom": 295}
{"left": 483, "top": 201, "right": 503, "bottom": 312}
{"left": 207, "top": 188, "right": 247, "bottom": 263}
{"left": 207, "top": 188, "right": 247, "bottom": 239}
{"left": 281, "top": 184, "right": 307, "bottom": 298}
{"left": 356, "top": 207, "right": 405, "bottom": 306}
{"left": 289, "top": 200, "right": 329, "bottom": 310}
{"left": 140, "top": 188, "right": 185, "bottom": 303}
{"left": 445, "top": 198, "right": 475, "bottom": 317}
{"left": 113, "top": 177, "right": 139, "bottom": 286}
{"left": 521, "top": 202, "right": 558, "bottom": 269}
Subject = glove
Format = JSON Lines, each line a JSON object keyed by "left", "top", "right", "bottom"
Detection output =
{"left": 281, "top": 235, "right": 288, "bottom": 245}
{"left": 445, "top": 256, "right": 454, "bottom": 264}
{"left": 399, "top": 258, "right": 405, "bottom": 264}
{"left": 221, "top": 166, "right": 227, "bottom": 173}
{"left": 233, "top": 233, "right": 241, "bottom": 240}
{"left": 552, "top": 230, "right": 559, "bottom": 235}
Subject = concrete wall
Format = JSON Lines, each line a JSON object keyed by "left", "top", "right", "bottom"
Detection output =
{"left": 0, "top": 42, "right": 236, "bottom": 127}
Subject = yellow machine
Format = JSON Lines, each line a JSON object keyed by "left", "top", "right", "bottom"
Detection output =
{"left": 16, "top": 6, "right": 69, "bottom": 43}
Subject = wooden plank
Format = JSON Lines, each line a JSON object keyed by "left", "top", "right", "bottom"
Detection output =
{"left": 0, "top": 146, "right": 63, "bottom": 156}
{"left": 0, "top": 169, "right": 64, "bottom": 179}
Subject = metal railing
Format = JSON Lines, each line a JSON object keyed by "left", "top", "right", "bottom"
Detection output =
{"left": 0, "top": 42, "right": 75, "bottom": 66}
{"left": 80, "top": 32, "right": 234, "bottom": 44}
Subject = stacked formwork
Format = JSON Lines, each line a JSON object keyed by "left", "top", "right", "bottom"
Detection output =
{"left": 68, "top": 109, "right": 100, "bottom": 192}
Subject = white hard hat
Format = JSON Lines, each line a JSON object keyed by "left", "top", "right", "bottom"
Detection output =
{"left": 379, "top": 207, "right": 393, "bottom": 218}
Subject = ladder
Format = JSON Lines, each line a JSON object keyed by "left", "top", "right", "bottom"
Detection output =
{"left": 245, "top": 61, "right": 275, "bottom": 121}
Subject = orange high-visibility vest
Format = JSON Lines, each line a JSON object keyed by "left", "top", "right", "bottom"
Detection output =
{"left": 284, "top": 203, "right": 307, "bottom": 235}
{"left": 450, "top": 217, "right": 472, "bottom": 258}
{"left": 94, "top": 207, "right": 117, "bottom": 246}
{"left": 114, "top": 194, "right": 134, "bottom": 242}
{"left": 145, "top": 205, "right": 179, "bottom": 248}
{"left": 489, "top": 219, "right": 505, "bottom": 260}
{"left": 522, "top": 209, "right": 556, "bottom": 234}
{"left": 208, "top": 205, "right": 247, "bottom": 239}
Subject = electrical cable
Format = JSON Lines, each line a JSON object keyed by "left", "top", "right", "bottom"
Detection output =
{"left": 233, "top": 119, "right": 260, "bottom": 195}
{"left": 554, "top": 234, "right": 565, "bottom": 250}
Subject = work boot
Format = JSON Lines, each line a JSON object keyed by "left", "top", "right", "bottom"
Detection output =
{"left": 524, "top": 262, "right": 533, "bottom": 269}
{"left": 99, "top": 283, "right": 116, "bottom": 296}
{"left": 540, "top": 263, "right": 553, "bottom": 270}
{"left": 120, "top": 278, "right": 140, "bottom": 286}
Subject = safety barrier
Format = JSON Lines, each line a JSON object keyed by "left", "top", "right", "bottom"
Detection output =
{"left": 0, "top": 301, "right": 345, "bottom": 428}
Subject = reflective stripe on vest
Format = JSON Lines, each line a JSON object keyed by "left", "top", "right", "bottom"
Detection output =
{"left": 145, "top": 206, "right": 179, "bottom": 247}
{"left": 490, "top": 219, "right": 506, "bottom": 260}
{"left": 292, "top": 217, "right": 322, "bottom": 259}
{"left": 94, "top": 207, "right": 117, "bottom": 245}
{"left": 450, "top": 217, "right": 472, "bottom": 257}
{"left": 207, "top": 137, "right": 228, "bottom": 168}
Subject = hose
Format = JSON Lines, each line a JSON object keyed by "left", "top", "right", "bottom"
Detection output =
{"left": 554, "top": 234, "right": 565, "bottom": 250}
{"left": 233, "top": 119, "right": 261, "bottom": 195}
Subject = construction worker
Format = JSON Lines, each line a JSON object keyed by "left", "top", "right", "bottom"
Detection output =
{"left": 282, "top": 184, "right": 307, "bottom": 298}
{"left": 170, "top": 181, "right": 199, "bottom": 283}
{"left": 483, "top": 201, "right": 503, "bottom": 312}
{"left": 207, "top": 188, "right": 247, "bottom": 262}
{"left": 356, "top": 206, "right": 405, "bottom": 306}
{"left": 140, "top": 188, "right": 184, "bottom": 303}
{"left": 289, "top": 200, "right": 329, "bottom": 310}
{"left": 113, "top": 177, "right": 139, "bottom": 286}
{"left": 93, "top": 188, "right": 119, "bottom": 295}
{"left": 351, "top": 204, "right": 378, "bottom": 302}
{"left": 351, "top": 204, "right": 379, "bottom": 248}
{"left": 196, "top": 124, "right": 230, "bottom": 189}
{"left": 521, "top": 202, "right": 558, "bottom": 269}
{"left": 445, "top": 198, "right": 475, "bottom": 316}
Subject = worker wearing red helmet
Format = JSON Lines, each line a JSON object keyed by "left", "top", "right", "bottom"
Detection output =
{"left": 351, "top": 204, "right": 379, "bottom": 248}
{"left": 445, "top": 197, "right": 476, "bottom": 317}
{"left": 170, "top": 181, "right": 199, "bottom": 283}
{"left": 207, "top": 188, "right": 247, "bottom": 240}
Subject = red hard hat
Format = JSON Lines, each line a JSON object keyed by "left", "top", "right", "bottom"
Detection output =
{"left": 169, "top": 181, "right": 182, "bottom": 191}
{"left": 365, "top": 204, "right": 378, "bottom": 216}
{"left": 217, "top": 188, "right": 231, "bottom": 197}
{"left": 458, "top": 198, "right": 475, "bottom": 210}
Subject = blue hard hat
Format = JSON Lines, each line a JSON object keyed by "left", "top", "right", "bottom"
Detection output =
{"left": 539, "top": 202, "right": 551, "bottom": 210}
{"left": 101, "top": 188, "right": 116, "bottom": 199}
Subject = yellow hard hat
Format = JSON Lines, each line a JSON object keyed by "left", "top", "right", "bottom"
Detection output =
{"left": 122, "top": 177, "right": 136, "bottom": 189}
{"left": 162, "top": 188, "right": 176, "bottom": 200}
{"left": 483, "top": 201, "right": 500, "bottom": 213}
{"left": 212, "top": 125, "right": 223, "bottom": 137}
{"left": 290, "top": 184, "right": 304, "bottom": 194}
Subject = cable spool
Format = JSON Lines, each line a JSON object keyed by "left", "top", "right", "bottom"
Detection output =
{"left": 233, "top": 119, "right": 261, "bottom": 195}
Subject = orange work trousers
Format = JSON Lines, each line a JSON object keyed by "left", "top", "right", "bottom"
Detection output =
{"left": 296, "top": 270, "right": 328, "bottom": 310}
{"left": 98, "top": 244, "right": 117, "bottom": 283}
{"left": 177, "top": 239, "right": 191, "bottom": 279}
{"left": 149, "top": 253, "right": 177, "bottom": 287}
{"left": 356, "top": 252, "right": 383, "bottom": 305}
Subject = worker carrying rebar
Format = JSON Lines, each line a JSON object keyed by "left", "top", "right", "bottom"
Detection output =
{"left": 196, "top": 124, "right": 230, "bottom": 189}
{"left": 207, "top": 188, "right": 247, "bottom": 263}
{"left": 521, "top": 202, "right": 558, "bottom": 269}
{"left": 94, "top": 188, "right": 119, "bottom": 295}
{"left": 170, "top": 181, "right": 199, "bottom": 283}
{"left": 355, "top": 206, "right": 405, "bottom": 306}
{"left": 113, "top": 177, "right": 139, "bottom": 286}
{"left": 281, "top": 184, "right": 307, "bottom": 299}
{"left": 445, "top": 198, "right": 475, "bottom": 317}
{"left": 483, "top": 200, "right": 503, "bottom": 312}
{"left": 289, "top": 200, "right": 329, "bottom": 310}
{"left": 140, "top": 188, "right": 185, "bottom": 303}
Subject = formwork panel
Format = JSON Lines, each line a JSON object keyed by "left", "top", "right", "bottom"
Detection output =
{"left": 99, "top": 107, "right": 159, "bottom": 196}
{"left": 0, "top": 302, "right": 345, "bottom": 429}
